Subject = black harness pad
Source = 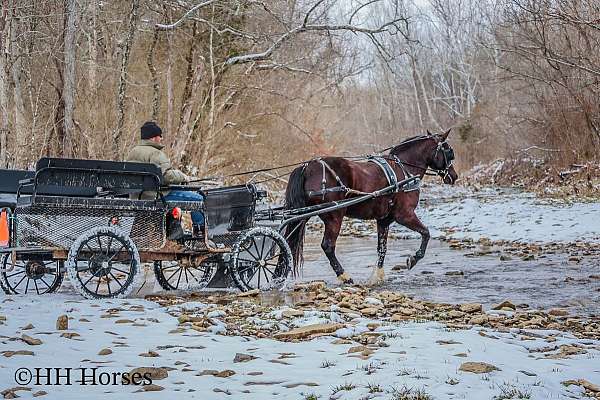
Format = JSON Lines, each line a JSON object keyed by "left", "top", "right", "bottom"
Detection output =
{"left": 368, "top": 156, "right": 399, "bottom": 192}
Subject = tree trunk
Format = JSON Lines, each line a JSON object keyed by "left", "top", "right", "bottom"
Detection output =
{"left": 10, "top": 13, "right": 28, "bottom": 167}
{"left": 147, "top": 28, "right": 160, "bottom": 120}
{"left": 88, "top": 0, "right": 98, "bottom": 93}
{"left": 113, "top": 0, "right": 139, "bottom": 159}
{"left": 0, "top": 0, "right": 9, "bottom": 168}
{"left": 63, "top": 0, "right": 77, "bottom": 158}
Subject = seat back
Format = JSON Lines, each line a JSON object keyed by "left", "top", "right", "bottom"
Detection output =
{"left": 32, "top": 158, "right": 163, "bottom": 197}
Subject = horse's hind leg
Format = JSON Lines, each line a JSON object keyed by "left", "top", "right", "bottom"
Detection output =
{"left": 320, "top": 212, "right": 353, "bottom": 284}
{"left": 368, "top": 218, "right": 392, "bottom": 285}
{"left": 395, "top": 211, "right": 430, "bottom": 269}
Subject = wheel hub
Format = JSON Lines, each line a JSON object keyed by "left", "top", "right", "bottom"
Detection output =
{"left": 25, "top": 260, "right": 46, "bottom": 280}
{"left": 89, "top": 255, "right": 111, "bottom": 277}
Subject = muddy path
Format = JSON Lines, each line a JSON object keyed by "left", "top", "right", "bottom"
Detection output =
{"left": 300, "top": 234, "right": 600, "bottom": 316}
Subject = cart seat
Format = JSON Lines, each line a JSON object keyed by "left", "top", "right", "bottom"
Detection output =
{"left": 31, "top": 158, "right": 163, "bottom": 198}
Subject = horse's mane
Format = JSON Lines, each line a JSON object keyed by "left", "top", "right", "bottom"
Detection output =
{"left": 389, "top": 134, "right": 430, "bottom": 154}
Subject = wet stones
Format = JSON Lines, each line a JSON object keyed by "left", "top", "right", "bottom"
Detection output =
{"left": 273, "top": 323, "right": 345, "bottom": 341}
{"left": 460, "top": 303, "right": 483, "bottom": 314}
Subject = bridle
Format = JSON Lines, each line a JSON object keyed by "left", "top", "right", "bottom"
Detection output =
{"left": 389, "top": 135, "right": 455, "bottom": 181}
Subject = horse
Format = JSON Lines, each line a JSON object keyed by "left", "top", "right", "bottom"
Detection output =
{"left": 283, "top": 129, "right": 459, "bottom": 285}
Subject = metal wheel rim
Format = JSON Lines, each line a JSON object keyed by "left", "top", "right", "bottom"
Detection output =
{"left": 74, "top": 232, "right": 135, "bottom": 297}
{"left": 2, "top": 257, "right": 61, "bottom": 295}
{"left": 157, "top": 260, "right": 214, "bottom": 290}
{"left": 236, "top": 233, "right": 286, "bottom": 290}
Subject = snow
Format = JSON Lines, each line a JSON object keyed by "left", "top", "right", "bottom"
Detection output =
{"left": 409, "top": 186, "right": 600, "bottom": 244}
{"left": 1, "top": 295, "right": 598, "bottom": 399}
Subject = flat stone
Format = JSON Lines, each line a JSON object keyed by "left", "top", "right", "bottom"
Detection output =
{"left": 459, "top": 362, "right": 500, "bottom": 374}
{"left": 22, "top": 324, "right": 34, "bottom": 330}
{"left": 139, "top": 384, "right": 164, "bottom": 392}
{"left": 460, "top": 303, "right": 483, "bottom": 313}
{"left": 123, "top": 367, "right": 168, "bottom": 383}
{"left": 2, "top": 350, "right": 35, "bottom": 357}
{"left": 114, "top": 319, "right": 134, "bottom": 324}
{"left": 60, "top": 332, "right": 80, "bottom": 339}
{"left": 139, "top": 350, "right": 160, "bottom": 357}
{"left": 237, "top": 289, "right": 260, "bottom": 297}
{"left": 21, "top": 334, "right": 42, "bottom": 345}
{"left": 273, "top": 323, "right": 344, "bottom": 340}
{"left": 492, "top": 301, "right": 516, "bottom": 311}
{"left": 348, "top": 345, "right": 369, "bottom": 354}
{"left": 281, "top": 310, "right": 304, "bottom": 318}
{"left": 234, "top": 353, "right": 257, "bottom": 363}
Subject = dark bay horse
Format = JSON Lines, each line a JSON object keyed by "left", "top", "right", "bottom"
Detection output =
{"left": 283, "top": 130, "right": 458, "bottom": 284}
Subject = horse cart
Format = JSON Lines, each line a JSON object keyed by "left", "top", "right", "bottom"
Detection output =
{"left": 0, "top": 153, "right": 426, "bottom": 299}
{"left": 0, "top": 158, "right": 295, "bottom": 299}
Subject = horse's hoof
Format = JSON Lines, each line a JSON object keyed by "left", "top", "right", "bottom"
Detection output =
{"left": 407, "top": 255, "right": 417, "bottom": 269}
{"left": 337, "top": 272, "right": 354, "bottom": 285}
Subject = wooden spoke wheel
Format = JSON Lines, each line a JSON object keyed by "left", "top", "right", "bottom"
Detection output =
{"left": 0, "top": 254, "right": 63, "bottom": 295}
{"left": 230, "top": 227, "right": 293, "bottom": 292}
{"left": 66, "top": 226, "right": 140, "bottom": 299}
{"left": 153, "top": 256, "right": 218, "bottom": 291}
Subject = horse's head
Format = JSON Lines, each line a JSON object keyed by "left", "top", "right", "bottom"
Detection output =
{"left": 427, "top": 129, "right": 458, "bottom": 185}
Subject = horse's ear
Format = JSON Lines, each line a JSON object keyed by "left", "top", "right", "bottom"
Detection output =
{"left": 426, "top": 129, "right": 433, "bottom": 136}
{"left": 441, "top": 128, "right": 451, "bottom": 141}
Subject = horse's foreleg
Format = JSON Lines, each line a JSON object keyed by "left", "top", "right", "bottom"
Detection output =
{"left": 320, "top": 214, "right": 353, "bottom": 284}
{"left": 368, "top": 218, "right": 392, "bottom": 286}
{"left": 396, "top": 211, "right": 430, "bottom": 269}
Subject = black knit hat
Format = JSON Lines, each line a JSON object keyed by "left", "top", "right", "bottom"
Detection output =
{"left": 141, "top": 121, "right": 162, "bottom": 140}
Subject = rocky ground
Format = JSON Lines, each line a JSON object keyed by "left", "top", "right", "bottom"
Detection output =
{"left": 1, "top": 183, "right": 599, "bottom": 399}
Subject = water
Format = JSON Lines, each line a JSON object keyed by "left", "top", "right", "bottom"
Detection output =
{"left": 300, "top": 234, "right": 600, "bottom": 316}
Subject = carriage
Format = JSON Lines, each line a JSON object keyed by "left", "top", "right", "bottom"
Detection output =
{"left": 0, "top": 141, "right": 437, "bottom": 299}
{"left": 0, "top": 158, "right": 294, "bottom": 299}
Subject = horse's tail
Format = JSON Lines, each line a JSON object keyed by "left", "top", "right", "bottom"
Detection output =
{"left": 284, "top": 164, "right": 308, "bottom": 276}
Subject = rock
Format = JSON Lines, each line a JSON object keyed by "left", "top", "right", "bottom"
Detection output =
{"left": 273, "top": 323, "right": 344, "bottom": 340}
{"left": 549, "top": 308, "right": 569, "bottom": 317}
{"left": 470, "top": 315, "right": 489, "bottom": 325}
{"left": 562, "top": 379, "right": 600, "bottom": 393}
{"left": 492, "top": 301, "right": 516, "bottom": 311}
{"left": 390, "top": 314, "right": 406, "bottom": 322}
{"left": 139, "top": 350, "right": 160, "bottom": 358}
{"left": 123, "top": 367, "right": 168, "bottom": 383}
{"left": 460, "top": 303, "right": 483, "bottom": 314}
{"left": 447, "top": 310, "right": 465, "bottom": 319}
{"left": 499, "top": 254, "right": 511, "bottom": 261}
{"left": 216, "top": 370, "right": 236, "bottom": 378}
{"left": 21, "top": 334, "right": 42, "bottom": 345}
{"left": 308, "top": 281, "right": 327, "bottom": 291}
{"left": 397, "top": 307, "right": 416, "bottom": 316}
{"left": 22, "top": 323, "right": 34, "bottom": 330}
{"left": 436, "top": 339, "right": 462, "bottom": 345}
{"left": 56, "top": 315, "right": 68, "bottom": 330}
{"left": 360, "top": 307, "right": 379, "bottom": 316}
{"left": 2, "top": 350, "right": 34, "bottom": 357}
{"left": 139, "top": 384, "right": 164, "bottom": 392}
{"left": 233, "top": 353, "right": 257, "bottom": 363}
{"left": 98, "top": 348, "right": 112, "bottom": 356}
{"left": 1, "top": 387, "right": 31, "bottom": 399}
{"left": 60, "top": 332, "right": 80, "bottom": 339}
{"left": 445, "top": 270, "right": 464, "bottom": 276}
{"left": 459, "top": 362, "right": 499, "bottom": 374}
{"left": 281, "top": 309, "right": 304, "bottom": 318}
{"left": 237, "top": 289, "right": 260, "bottom": 297}
{"left": 114, "top": 319, "right": 134, "bottom": 324}
{"left": 348, "top": 345, "right": 369, "bottom": 354}
{"left": 198, "top": 369, "right": 235, "bottom": 378}
{"left": 392, "top": 264, "right": 408, "bottom": 271}
{"left": 33, "top": 391, "right": 48, "bottom": 397}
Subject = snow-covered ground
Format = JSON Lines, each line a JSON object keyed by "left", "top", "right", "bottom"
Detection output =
{"left": 411, "top": 185, "right": 600, "bottom": 244}
{"left": 1, "top": 295, "right": 598, "bottom": 399}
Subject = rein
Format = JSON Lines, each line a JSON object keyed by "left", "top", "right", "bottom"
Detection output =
{"left": 189, "top": 135, "right": 453, "bottom": 184}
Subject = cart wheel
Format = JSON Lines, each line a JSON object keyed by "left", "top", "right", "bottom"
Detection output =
{"left": 153, "top": 256, "right": 218, "bottom": 291}
{"left": 0, "top": 254, "right": 63, "bottom": 295}
{"left": 230, "top": 227, "right": 293, "bottom": 292}
{"left": 66, "top": 226, "right": 140, "bottom": 299}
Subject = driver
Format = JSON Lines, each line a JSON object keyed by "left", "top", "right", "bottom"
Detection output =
{"left": 127, "top": 121, "right": 205, "bottom": 232}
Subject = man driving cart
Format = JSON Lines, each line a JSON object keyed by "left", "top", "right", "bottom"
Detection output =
{"left": 127, "top": 121, "right": 204, "bottom": 234}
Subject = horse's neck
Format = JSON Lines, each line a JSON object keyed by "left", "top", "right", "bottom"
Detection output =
{"left": 391, "top": 144, "right": 431, "bottom": 178}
